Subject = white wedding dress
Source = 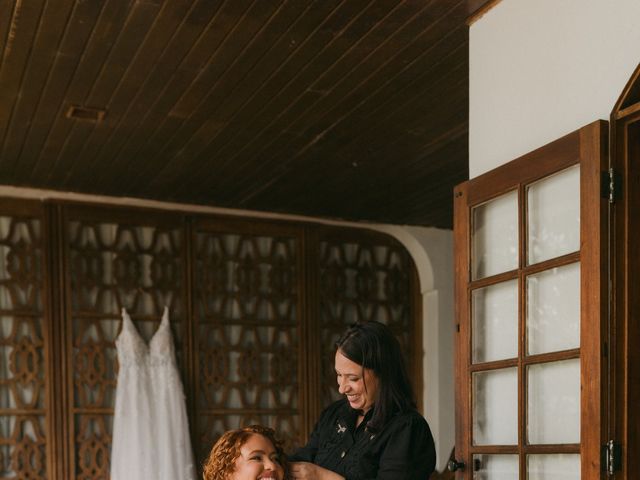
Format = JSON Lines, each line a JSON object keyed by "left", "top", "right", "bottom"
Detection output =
{"left": 110, "top": 307, "right": 195, "bottom": 480}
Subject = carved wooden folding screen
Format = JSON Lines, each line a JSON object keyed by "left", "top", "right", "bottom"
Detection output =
{"left": 0, "top": 201, "right": 50, "bottom": 480}
{"left": 0, "top": 200, "right": 421, "bottom": 480}
{"left": 61, "top": 206, "right": 188, "bottom": 479}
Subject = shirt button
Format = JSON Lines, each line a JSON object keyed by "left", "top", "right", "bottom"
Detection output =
{"left": 341, "top": 451, "right": 346, "bottom": 458}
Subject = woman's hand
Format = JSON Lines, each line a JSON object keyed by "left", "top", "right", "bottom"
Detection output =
{"left": 289, "top": 462, "right": 344, "bottom": 480}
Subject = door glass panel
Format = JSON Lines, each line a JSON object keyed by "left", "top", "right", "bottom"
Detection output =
{"left": 472, "top": 280, "right": 518, "bottom": 363}
{"left": 527, "top": 359, "right": 580, "bottom": 444}
{"left": 527, "top": 165, "right": 580, "bottom": 265}
{"left": 473, "top": 454, "right": 519, "bottom": 480}
{"left": 473, "top": 367, "right": 518, "bottom": 445}
{"left": 527, "top": 263, "right": 580, "bottom": 355}
{"left": 527, "top": 454, "right": 580, "bottom": 479}
{"left": 472, "top": 190, "right": 519, "bottom": 280}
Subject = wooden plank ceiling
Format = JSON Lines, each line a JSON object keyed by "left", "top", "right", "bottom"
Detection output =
{"left": 0, "top": 0, "right": 474, "bottom": 228}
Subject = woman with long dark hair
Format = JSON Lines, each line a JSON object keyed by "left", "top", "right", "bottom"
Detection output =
{"left": 289, "top": 321, "right": 436, "bottom": 479}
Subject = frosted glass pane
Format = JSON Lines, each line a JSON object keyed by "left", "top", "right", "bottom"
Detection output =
{"left": 472, "top": 191, "right": 518, "bottom": 280}
{"left": 527, "top": 263, "right": 580, "bottom": 355}
{"left": 473, "top": 368, "right": 518, "bottom": 445}
{"left": 472, "top": 280, "right": 518, "bottom": 363}
{"left": 527, "top": 165, "right": 580, "bottom": 264}
{"left": 527, "top": 454, "right": 580, "bottom": 480}
{"left": 474, "top": 454, "right": 519, "bottom": 480}
{"left": 528, "top": 359, "right": 580, "bottom": 444}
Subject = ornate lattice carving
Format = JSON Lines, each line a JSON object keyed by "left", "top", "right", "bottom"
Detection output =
{"left": 0, "top": 215, "right": 47, "bottom": 480}
{"left": 75, "top": 415, "right": 111, "bottom": 480}
{"left": 196, "top": 412, "right": 300, "bottom": 463}
{"left": 318, "top": 232, "right": 416, "bottom": 407}
{"left": 0, "top": 416, "right": 47, "bottom": 480}
{"left": 0, "top": 202, "right": 420, "bottom": 480}
{"left": 68, "top": 222, "right": 184, "bottom": 317}
{"left": 66, "top": 217, "right": 185, "bottom": 479}
{"left": 194, "top": 231, "right": 301, "bottom": 462}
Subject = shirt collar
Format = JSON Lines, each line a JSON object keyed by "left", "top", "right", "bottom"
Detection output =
{"left": 339, "top": 401, "right": 375, "bottom": 431}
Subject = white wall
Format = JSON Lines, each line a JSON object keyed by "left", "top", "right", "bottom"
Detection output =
{"left": 377, "top": 226, "right": 455, "bottom": 471}
{"left": 470, "top": 0, "right": 640, "bottom": 177}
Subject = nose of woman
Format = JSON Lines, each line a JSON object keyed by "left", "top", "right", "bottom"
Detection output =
{"left": 338, "top": 377, "right": 349, "bottom": 395}
{"left": 263, "top": 456, "right": 278, "bottom": 473}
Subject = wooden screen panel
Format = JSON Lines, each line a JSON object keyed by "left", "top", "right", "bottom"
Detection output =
{"left": 62, "top": 207, "right": 186, "bottom": 480}
{"left": 316, "top": 228, "right": 420, "bottom": 410}
{"left": 192, "top": 220, "right": 304, "bottom": 464}
{"left": 0, "top": 203, "right": 49, "bottom": 479}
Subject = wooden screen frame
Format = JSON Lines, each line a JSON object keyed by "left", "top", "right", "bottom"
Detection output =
{"left": 57, "top": 202, "right": 191, "bottom": 479}
{"left": 453, "top": 121, "right": 608, "bottom": 478}
{"left": 189, "top": 214, "right": 308, "bottom": 459}
{"left": 0, "top": 199, "right": 57, "bottom": 479}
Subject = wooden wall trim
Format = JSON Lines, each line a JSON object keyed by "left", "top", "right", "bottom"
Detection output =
{"left": 467, "top": 0, "right": 503, "bottom": 26}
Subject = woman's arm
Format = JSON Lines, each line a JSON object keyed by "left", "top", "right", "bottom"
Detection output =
{"left": 373, "top": 415, "right": 436, "bottom": 480}
{"left": 290, "top": 462, "right": 344, "bottom": 480}
{"left": 288, "top": 418, "right": 322, "bottom": 463}
{"left": 289, "top": 401, "right": 343, "bottom": 463}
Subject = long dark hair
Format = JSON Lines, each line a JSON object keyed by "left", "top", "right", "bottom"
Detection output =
{"left": 335, "top": 321, "right": 416, "bottom": 432}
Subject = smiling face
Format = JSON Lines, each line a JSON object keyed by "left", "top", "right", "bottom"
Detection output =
{"left": 230, "top": 434, "right": 284, "bottom": 480}
{"left": 335, "top": 350, "right": 379, "bottom": 413}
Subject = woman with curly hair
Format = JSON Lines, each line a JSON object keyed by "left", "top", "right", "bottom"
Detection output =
{"left": 202, "top": 425, "right": 288, "bottom": 480}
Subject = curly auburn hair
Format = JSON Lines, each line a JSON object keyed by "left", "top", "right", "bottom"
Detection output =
{"left": 202, "top": 425, "right": 289, "bottom": 480}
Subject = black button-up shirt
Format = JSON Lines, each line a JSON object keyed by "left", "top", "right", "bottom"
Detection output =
{"left": 290, "top": 399, "right": 436, "bottom": 480}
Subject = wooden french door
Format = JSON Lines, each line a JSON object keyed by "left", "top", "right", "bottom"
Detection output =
{"left": 610, "top": 61, "right": 640, "bottom": 479}
{"left": 453, "top": 121, "right": 609, "bottom": 479}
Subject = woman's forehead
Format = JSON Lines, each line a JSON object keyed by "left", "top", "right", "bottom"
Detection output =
{"left": 335, "top": 350, "right": 364, "bottom": 371}
{"left": 240, "top": 434, "right": 276, "bottom": 453}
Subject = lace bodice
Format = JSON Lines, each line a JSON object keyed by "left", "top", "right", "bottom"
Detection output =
{"left": 115, "top": 307, "right": 177, "bottom": 366}
{"left": 149, "top": 308, "right": 177, "bottom": 365}
{"left": 115, "top": 309, "right": 149, "bottom": 366}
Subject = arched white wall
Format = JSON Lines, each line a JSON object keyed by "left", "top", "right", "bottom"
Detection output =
{"left": 374, "top": 225, "right": 455, "bottom": 472}
{"left": 470, "top": 0, "right": 640, "bottom": 177}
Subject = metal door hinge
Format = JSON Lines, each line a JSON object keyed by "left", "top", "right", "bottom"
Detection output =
{"left": 601, "top": 440, "right": 622, "bottom": 475}
{"left": 601, "top": 168, "right": 622, "bottom": 204}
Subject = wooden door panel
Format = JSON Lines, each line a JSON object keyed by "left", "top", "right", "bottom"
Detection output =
{"left": 453, "top": 121, "right": 608, "bottom": 479}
